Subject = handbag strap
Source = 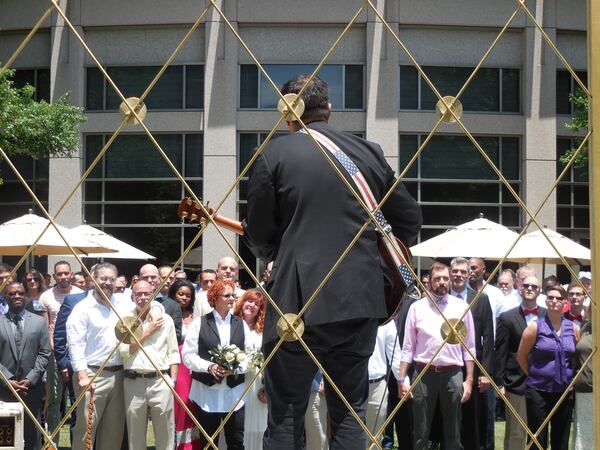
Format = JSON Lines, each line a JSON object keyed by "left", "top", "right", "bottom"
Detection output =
{"left": 299, "top": 128, "right": 415, "bottom": 287}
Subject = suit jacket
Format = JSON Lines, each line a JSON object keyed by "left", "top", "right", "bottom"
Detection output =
{"left": 494, "top": 305, "right": 546, "bottom": 395}
{"left": 0, "top": 309, "right": 51, "bottom": 396}
{"left": 54, "top": 291, "right": 88, "bottom": 371}
{"left": 157, "top": 295, "right": 183, "bottom": 344}
{"left": 465, "top": 287, "right": 494, "bottom": 379}
{"left": 243, "top": 121, "right": 422, "bottom": 342}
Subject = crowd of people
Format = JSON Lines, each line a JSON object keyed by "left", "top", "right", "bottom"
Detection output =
{"left": 0, "top": 257, "right": 593, "bottom": 450}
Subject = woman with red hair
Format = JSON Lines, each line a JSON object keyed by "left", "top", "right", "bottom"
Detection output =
{"left": 182, "top": 279, "right": 248, "bottom": 450}
{"left": 234, "top": 289, "right": 267, "bottom": 449}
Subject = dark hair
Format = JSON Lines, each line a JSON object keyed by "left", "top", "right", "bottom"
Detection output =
{"left": 168, "top": 279, "right": 196, "bottom": 311}
{"left": 281, "top": 75, "right": 330, "bottom": 123}
{"left": 22, "top": 269, "right": 47, "bottom": 296}
{"left": 202, "top": 269, "right": 216, "bottom": 275}
{"left": 429, "top": 262, "right": 449, "bottom": 277}
{"left": 0, "top": 263, "right": 13, "bottom": 273}
{"left": 53, "top": 260, "right": 71, "bottom": 273}
{"left": 546, "top": 285, "right": 567, "bottom": 300}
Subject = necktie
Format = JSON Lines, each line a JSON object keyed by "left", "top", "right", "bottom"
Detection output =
{"left": 522, "top": 307, "right": 538, "bottom": 316}
{"left": 13, "top": 315, "right": 22, "bottom": 351}
{"left": 455, "top": 293, "right": 463, "bottom": 300}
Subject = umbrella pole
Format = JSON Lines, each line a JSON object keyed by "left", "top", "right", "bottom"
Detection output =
{"left": 542, "top": 259, "right": 545, "bottom": 280}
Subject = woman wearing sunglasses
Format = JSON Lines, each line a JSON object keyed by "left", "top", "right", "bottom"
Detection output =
{"left": 22, "top": 269, "right": 48, "bottom": 319}
{"left": 517, "top": 285, "right": 579, "bottom": 450}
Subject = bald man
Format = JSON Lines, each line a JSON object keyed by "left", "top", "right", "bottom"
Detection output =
{"left": 139, "top": 264, "right": 182, "bottom": 343}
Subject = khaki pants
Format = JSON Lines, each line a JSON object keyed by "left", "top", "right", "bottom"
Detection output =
{"left": 365, "top": 378, "right": 388, "bottom": 450}
{"left": 72, "top": 369, "right": 125, "bottom": 450}
{"left": 124, "top": 375, "right": 175, "bottom": 450}
{"left": 504, "top": 391, "right": 527, "bottom": 450}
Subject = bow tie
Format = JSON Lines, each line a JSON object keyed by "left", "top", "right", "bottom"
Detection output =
{"left": 522, "top": 307, "right": 538, "bottom": 316}
{"left": 568, "top": 313, "right": 583, "bottom": 322}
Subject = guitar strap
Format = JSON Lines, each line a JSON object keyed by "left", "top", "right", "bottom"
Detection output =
{"left": 299, "top": 128, "right": 415, "bottom": 288}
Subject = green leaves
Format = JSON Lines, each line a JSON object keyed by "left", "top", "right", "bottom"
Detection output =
{"left": 0, "top": 67, "right": 86, "bottom": 161}
{"left": 560, "top": 89, "right": 589, "bottom": 169}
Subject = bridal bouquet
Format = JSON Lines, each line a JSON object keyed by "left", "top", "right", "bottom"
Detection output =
{"left": 246, "top": 349, "right": 264, "bottom": 370}
{"left": 208, "top": 344, "right": 246, "bottom": 371}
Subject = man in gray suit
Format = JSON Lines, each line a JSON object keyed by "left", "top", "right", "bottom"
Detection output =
{"left": 0, "top": 282, "right": 51, "bottom": 450}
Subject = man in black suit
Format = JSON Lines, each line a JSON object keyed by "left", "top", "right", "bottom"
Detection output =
{"left": 494, "top": 275, "right": 546, "bottom": 450}
{"left": 243, "top": 75, "right": 422, "bottom": 450}
{"left": 0, "top": 282, "right": 51, "bottom": 450}
{"left": 449, "top": 257, "right": 494, "bottom": 450}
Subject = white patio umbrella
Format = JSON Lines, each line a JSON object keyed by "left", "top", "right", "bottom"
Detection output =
{"left": 66, "top": 225, "right": 155, "bottom": 260}
{"left": 0, "top": 213, "right": 116, "bottom": 256}
{"left": 410, "top": 216, "right": 521, "bottom": 259}
{"left": 501, "top": 228, "right": 591, "bottom": 265}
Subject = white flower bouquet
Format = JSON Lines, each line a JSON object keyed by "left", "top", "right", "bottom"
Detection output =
{"left": 208, "top": 344, "right": 246, "bottom": 371}
{"left": 246, "top": 349, "right": 264, "bottom": 370}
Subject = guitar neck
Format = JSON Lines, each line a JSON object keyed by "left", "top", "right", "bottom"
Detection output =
{"left": 212, "top": 214, "right": 244, "bottom": 236}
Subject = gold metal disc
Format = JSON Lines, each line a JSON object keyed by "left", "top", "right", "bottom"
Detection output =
{"left": 276, "top": 313, "right": 305, "bottom": 341}
{"left": 115, "top": 316, "right": 143, "bottom": 344}
{"left": 435, "top": 95, "right": 463, "bottom": 123}
{"left": 440, "top": 318, "right": 467, "bottom": 345}
{"left": 277, "top": 93, "right": 305, "bottom": 122}
{"left": 119, "top": 97, "right": 147, "bottom": 124}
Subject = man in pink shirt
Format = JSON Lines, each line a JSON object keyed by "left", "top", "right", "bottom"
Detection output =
{"left": 398, "top": 262, "right": 476, "bottom": 450}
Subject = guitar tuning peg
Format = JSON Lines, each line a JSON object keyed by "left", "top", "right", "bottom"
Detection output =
{"left": 190, "top": 213, "right": 198, "bottom": 221}
{"left": 181, "top": 211, "right": 189, "bottom": 218}
{"left": 186, "top": 198, "right": 192, "bottom": 206}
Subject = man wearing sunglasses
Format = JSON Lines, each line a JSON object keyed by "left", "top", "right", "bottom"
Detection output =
{"left": 494, "top": 276, "right": 546, "bottom": 450}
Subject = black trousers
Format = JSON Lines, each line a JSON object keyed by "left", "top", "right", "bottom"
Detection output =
{"left": 382, "top": 372, "right": 413, "bottom": 450}
{"left": 262, "top": 318, "right": 379, "bottom": 450}
{"left": 194, "top": 404, "right": 245, "bottom": 450}
{"left": 525, "top": 387, "right": 573, "bottom": 450}
{"left": 461, "top": 379, "right": 488, "bottom": 450}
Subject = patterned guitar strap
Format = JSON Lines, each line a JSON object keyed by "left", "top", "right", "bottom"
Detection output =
{"left": 299, "top": 128, "right": 415, "bottom": 289}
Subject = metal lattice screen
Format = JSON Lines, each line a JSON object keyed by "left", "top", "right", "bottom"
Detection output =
{"left": 0, "top": 0, "right": 597, "bottom": 449}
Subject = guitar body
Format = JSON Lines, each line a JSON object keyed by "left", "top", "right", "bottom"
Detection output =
{"left": 377, "top": 234, "right": 415, "bottom": 323}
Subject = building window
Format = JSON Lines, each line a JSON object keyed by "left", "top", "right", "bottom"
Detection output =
{"left": 400, "top": 66, "right": 520, "bottom": 113}
{"left": 83, "top": 133, "right": 203, "bottom": 275}
{"left": 399, "top": 134, "right": 522, "bottom": 243}
{"left": 556, "top": 137, "right": 589, "bottom": 238}
{"left": 556, "top": 70, "right": 587, "bottom": 115}
{"left": 239, "top": 64, "right": 364, "bottom": 110}
{"left": 86, "top": 65, "right": 204, "bottom": 111}
{"left": 11, "top": 68, "right": 51, "bottom": 102}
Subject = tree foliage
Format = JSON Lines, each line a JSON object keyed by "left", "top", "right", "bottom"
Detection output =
{"left": 559, "top": 89, "right": 589, "bottom": 169}
{"left": 0, "top": 67, "right": 86, "bottom": 165}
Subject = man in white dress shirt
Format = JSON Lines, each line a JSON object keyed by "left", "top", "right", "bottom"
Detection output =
{"left": 66, "top": 262, "right": 129, "bottom": 450}
{"left": 120, "top": 280, "right": 180, "bottom": 450}
{"left": 366, "top": 320, "right": 402, "bottom": 449}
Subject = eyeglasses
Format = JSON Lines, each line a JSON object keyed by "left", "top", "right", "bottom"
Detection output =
{"left": 569, "top": 291, "right": 585, "bottom": 297}
{"left": 547, "top": 295, "right": 564, "bottom": 301}
{"left": 220, "top": 293, "right": 238, "bottom": 299}
{"left": 25, "top": 278, "right": 36, "bottom": 282}
{"left": 523, "top": 283, "right": 539, "bottom": 290}
{"left": 115, "top": 287, "right": 126, "bottom": 293}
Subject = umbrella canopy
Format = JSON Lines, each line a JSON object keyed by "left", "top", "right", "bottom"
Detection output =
{"left": 501, "top": 228, "right": 591, "bottom": 265}
{"left": 67, "top": 225, "right": 155, "bottom": 260}
{"left": 410, "top": 217, "right": 521, "bottom": 259}
{"left": 0, "top": 213, "right": 116, "bottom": 256}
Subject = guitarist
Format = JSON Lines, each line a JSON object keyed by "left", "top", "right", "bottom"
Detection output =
{"left": 242, "top": 75, "right": 422, "bottom": 450}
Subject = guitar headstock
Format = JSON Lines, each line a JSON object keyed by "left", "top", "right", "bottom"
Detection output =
{"left": 177, "top": 197, "right": 214, "bottom": 223}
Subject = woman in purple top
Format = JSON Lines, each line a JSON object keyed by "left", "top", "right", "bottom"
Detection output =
{"left": 517, "top": 285, "right": 579, "bottom": 450}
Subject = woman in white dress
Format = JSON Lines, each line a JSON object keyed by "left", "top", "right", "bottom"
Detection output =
{"left": 233, "top": 289, "right": 267, "bottom": 450}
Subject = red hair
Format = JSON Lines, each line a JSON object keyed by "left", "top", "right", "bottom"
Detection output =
{"left": 233, "top": 289, "right": 266, "bottom": 333}
{"left": 207, "top": 279, "right": 235, "bottom": 308}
